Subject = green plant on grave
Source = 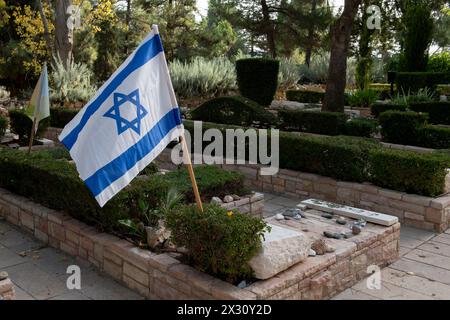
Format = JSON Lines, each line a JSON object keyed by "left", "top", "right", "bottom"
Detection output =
{"left": 166, "top": 204, "right": 270, "bottom": 283}
{"left": 139, "top": 188, "right": 184, "bottom": 228}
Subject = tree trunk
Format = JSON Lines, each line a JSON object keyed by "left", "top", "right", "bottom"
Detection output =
{"left": 261, "top": 0, "right": 276, "bottom": 58}
{"left": 322, "top": 0, "right": 362, "bottom": 112}
{"left": 305, "top": 0, "right": 317, "bottom": 67}
{"left": 37, "top": 0, "right": 54, "bottom": 58}
{"left": 55, "top": 0, "right": 73, "bottom": 67}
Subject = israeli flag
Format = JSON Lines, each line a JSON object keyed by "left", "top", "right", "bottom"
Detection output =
{"left": 59, "top": 25, "right": 183, "bottom": 207}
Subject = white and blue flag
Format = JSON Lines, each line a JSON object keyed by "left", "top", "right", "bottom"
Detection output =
{"left": 59, "top": 25, "right": 183, "bottom": 207}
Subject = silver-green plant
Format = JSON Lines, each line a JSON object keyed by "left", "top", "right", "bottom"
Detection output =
{"left": 169, "top": 57, "right": 237, "bottom": 99}
{"left": 50, "top": 55, "right": 97, "bottom": 105}
{"left": 0, "top": 86, "right": 10, "bottom": 100}
{"left": 391, "top": 87, "right": 435, "bottom": 106}
{"left": 279, "top": 57, "right": 300, "bottom": 89}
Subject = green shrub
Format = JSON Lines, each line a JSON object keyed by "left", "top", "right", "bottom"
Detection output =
{"left": 437, "top": 85, "right": 450, "bottom": 96}
{"left": 428, "top": 52, "right": 450, "bottom": 75}
{"left": 169, "top": 57, "right": 237, "bottom": 99}
{"left": 416, "top": 125, "right": 450, "bottom": 149}
{"left": 279, "top": 57, "right": 301, "bottom": 89}
{"left": 396, "top": 72, "right": 447, "bottom": 93}
{"left": 344, "top": 119, "right": 378, "bottom": 138}
{"left": 190, "top": 96, "right": 276, "bottom": 127}
{"left": 379, "top": 111, "right": 428, "bottom": 145}
{"left": 0, "top": 115, "right": 8, "bottom": 138}
{"left": 0, "top": 148, "right": 246, "bottom": 233}
{"left": 166, "top": 204, "right": 270, "bottom": 283}
{"left": 369, "top": 148, "right": 450, "bottom": 196}
{"left": 286, "top": 89, "right": 324, "bottom": 103}
{"left": 50, "top": 108, "right": 79, "bottom": 128}
{"left": 9, "top": 109, "right": 50, "bottom": 141}
{"left": 409, "top": 101, "right": 450, "bottom": 125}
{"left": 371, "top": 103, "right": 407, "bottom": 117}
{"left": 278, "top": 109, "right": 347, "bottom": 135}
{"left": 347, "top": 89, "right": 379, "bottom": 108}
{"left": 367, "top": 83, "right": 393, "bottom": 100}
{"left": 236, "top": 58, "right": 279, "bottom": 106}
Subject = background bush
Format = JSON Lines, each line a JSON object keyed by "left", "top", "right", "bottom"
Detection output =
{"left": 278, "top": 109, "right": 347, "bottom": 135}
{"left": 0, "top": 115, "right": 8, "bottom": 138}
{"left": 347, "top": 89, "right": 379, "bottom": 108}
{"left": 9, "top": 109, "right": 50, "bottom": 141}
{"left": 50, "top": 107, "right": 79, "bottom": 128}
{"left": 416, "top": 125, "right": 450, "bottom": 149}
{"left": 396, "top": 72, "right": 448, "bottom": 94}
{"left": 166, "top": 204, "right": 269, "bottom": 283}
{"left": 169, "top": 57, "right": 236, "bottom": 99}
{"left": 344, "top": 119, "right": 378, "bottom": 138}
{"left": 190, "top": 96, "right": 276, "bottom": 127}
{"left": 236, "top": 58, "right": 279, "bottom": 106}
{"left": 286, "top": 89, "right": 324, "bottom": 103}
{"left": 371, "top": 103, "right": 407, "bottom": 117}
{"left": 369, "top": 148, "right": 450, "bottom": 197}
{"left": 409, "top": 101, "right": 450, "bottom": 125}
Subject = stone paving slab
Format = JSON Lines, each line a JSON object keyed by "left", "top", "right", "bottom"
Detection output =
{"left": 418, "top": 241, "right": 450, "bottom": 258}
{"left": 404, "top": 249, "right": 450, "bottom": 271}
{"left": 0, "top": 219, "right": 142, "bottom": 300}
{"left": 390, "top": 258, "right": 450, "bottom": 286}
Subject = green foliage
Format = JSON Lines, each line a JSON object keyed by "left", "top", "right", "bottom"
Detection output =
{"left": 347, "top": 89, "right": 379, "bottom": 108}
{"left": 50, "top": 107, "right": 79, "bottom": 128}
{"left": 344, "top": 119, "right": 378, "bottom": 138}
{"left": 0, "top": 115, "right": 8, "bottom": 138}
{"left": 286, "top": 89, "right": 324, "bottom": 103}
{"left": 93, "top": 19, "right": 121, "bottom": 83}
{"left": 379, "top": 111, "right": 428, "bottom": 145}
{"left": 50, "top": 55, "right": 96, "bottom": 105}
{"left": 8, "top": 109, "right": 49, "bottom": 141}
{"left": 279, "top": 133, "right": 380, "bottom": 182}
{"left": 409, "top": 101, "right": 450, "bottom": 125}
{"left": 396, "top": 72, "right": 447, "bottom": 94}
{"left": 190, "top": 96, "right": 276, "bottom": 127}
{"left": 236, "top": 58, "right": 279, "bottom": 106}
{"left": 0, "top": 148, "right": 246, "bottom": 233}
{"left": 416, "top": 125, "right": 450, "bottom": 149}
{"left": 367, "top": 83, "right": 393, "bottom": 100}
{"left": 278, "top": 57, "right": 301, "bottom": 89}
{"left": 369, "top": 148, "right": 450, "bottom": 197}
{"left": 427, "top": 52, "right": 450, "bottom": 75}
{"left": 169, "top": 57, "right": 236, "bottom": 99}
{"left": 278, "top": 109, "right": 347, "bottom": 135}
{"left": 166, "top": 204, "right": 270, "bottom": 283}
{"left": 399, "top": 2, "right": 433, "bottom": 72}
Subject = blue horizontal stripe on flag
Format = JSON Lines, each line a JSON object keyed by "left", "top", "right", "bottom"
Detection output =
{"left": 84, "top": 108, "right": 182, "bottom": 197}
{"left": 62, "top": 34, "right": 164, "bottom": 151}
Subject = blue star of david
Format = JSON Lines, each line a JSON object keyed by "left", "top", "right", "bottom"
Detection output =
{"left": 104, "top": 89, "right": 148, "bottom": 135}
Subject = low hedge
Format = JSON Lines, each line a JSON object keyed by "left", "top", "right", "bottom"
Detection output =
{"left": 0, "top": 148, "right": 246, "bottom": 232}
{"left": 368, "top": 83, "right": 395, "bottom": 100}
{"left": 236, "top": 58, "right": 279, "bottom": 106}
{"left": 286, "top": 89, "right": 324, "bottom": 103}
{"left": 369, "top": 148, "right": 450, "bottom": 196}
{"left": 379, "top": 111, "right": 428, "bottom": 146}
{"left": 396, "top": 72, "right": 448, "bottom": 93}
{"left": 9, "top": 109, "right": 50, "bottom": 141}
{"left": 409, "top": 101, "right": 450, "bottom": 125}
{"left": 183, "top": 120, "right": 450, "bottom": 196}
{"left": 50, "top": 107, "right": 79, "bottom": 128}
{"left": 278, "top": 109, "right": 347, "bottom": 135}
{"left": 344, "top": 119, "right": 378, "bottom": 138}
{"left": 371, "top": 103, "right": 407, "bottom": 117}
{"left": 190, "top": 96, "right": 276, "bottom": 127}
{"left": 416, "top": 125, "right": 450, "bottom": 149}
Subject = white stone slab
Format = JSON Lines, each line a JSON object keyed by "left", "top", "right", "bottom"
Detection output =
{"left": 301, "top": 199, "right": 399, "bottom": 226}
{"left": 249, "top": 224, "right": 310, "bottom": 280}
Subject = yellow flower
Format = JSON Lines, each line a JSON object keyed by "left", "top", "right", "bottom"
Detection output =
{"left": 227, "top": 211, "right": 233, "bottom": 218}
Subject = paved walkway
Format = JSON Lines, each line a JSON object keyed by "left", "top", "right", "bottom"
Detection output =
{"left": 263, "top": 192, "right": 450, "bottom": 300}
{"left": 2, "top": 193, "right": 450, "bottom": 300}
{"left": 0, "top": 218, "right": 142, "bottom": 300}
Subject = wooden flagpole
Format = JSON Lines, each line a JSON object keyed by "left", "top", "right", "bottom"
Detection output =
{"left": 179, "top": 135, "right": 203, "bottom": 213}
{"left": 27, "top": 118, "right": 37, "bottom": 155}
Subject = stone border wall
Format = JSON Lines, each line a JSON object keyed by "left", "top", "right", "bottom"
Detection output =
{"left": 0, "top": 277, "right": 15, "bottom": 300}
{"left": 156, "top": 150, "right": 450, "bottom": 233}
{"left": 0, "top": 187, "right": 399, "bottom": 300}
{"left": 220, "top": 193, "right": 264, "bottom": 218}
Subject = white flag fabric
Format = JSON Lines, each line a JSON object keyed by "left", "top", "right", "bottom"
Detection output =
{"left": 59, "top": 25, "right": 184, "bottom": 207}
{"left": 26, "top": 63, "right": 50, "bottom": 133}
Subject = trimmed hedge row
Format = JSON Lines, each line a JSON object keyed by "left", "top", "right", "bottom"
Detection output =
{"left": 396, "top": 72, "right": 449, "bottom": 93}
{"left": 9, "top": 109, "right": 50, "bottom": 141}
{"left": 0, "top": 148, "right": 246, "bottom": 232}
{"left": 409, "top": 101, "right": 450, "bottom": 125}
{"left": 278, "top": 109, "right": 377, "bottom": 138}
{"left": 183, "top": 120, "right": 450, "bottom": 196}
{"left": 379, "top": 111, "right": 450, "bottom": 149}
{"left": 371, "top": 103, "right": 407, "bottom": 117}
{"left": 50, "top": 107, "right": 79, "bottom": 128}
{"left": 236, "top": 58, "right": 279, "bottom": 106}
{"left": 190, "top": 96, "right": 276, "bottom": 127}
{"left": 286, "top": 90, "right": 324, "bottom": 104}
